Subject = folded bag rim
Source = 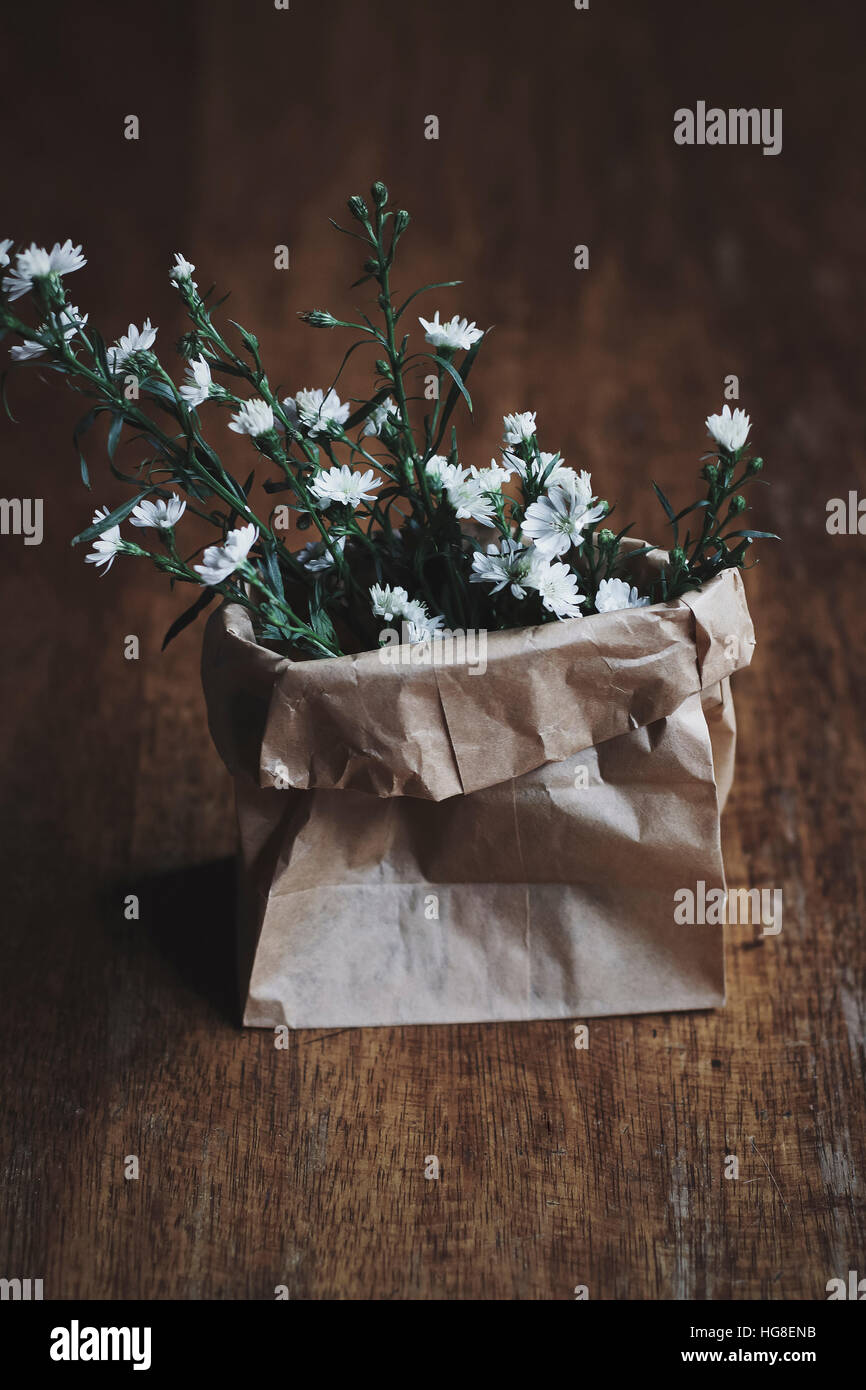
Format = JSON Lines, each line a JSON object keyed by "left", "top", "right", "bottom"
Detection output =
{"left": 201, "top": 546, "right": 755, "bottom": 801}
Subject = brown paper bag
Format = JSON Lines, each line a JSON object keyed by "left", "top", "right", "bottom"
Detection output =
{"left": 201, "top": 554, "right": 755, "bottom": 1029}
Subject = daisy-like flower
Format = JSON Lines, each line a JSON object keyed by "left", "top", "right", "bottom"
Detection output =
{"left": 309, "top": 464, "right": 382, "bottom": 509}
{"left": 370, "top": 583, "right": 410, "bottom": 622}
{"left": 84, "top": 506, "right": 124, "bottom": 575}
{"left": 502, "top": 411, "right": 537, "bottom": 446}
{"left": 106, "top": 319, "right": 158, "bottom": 373}
{"left": 443, "top": 467, "right": 497, "bottom": 525}
{"left": 0, "top": 239, "right": 13, "bottom": 269}
{"left": 418, "top": 312, "right": 484, "bottom": 352}
{"left": 194, "top": 523, "right": 257, "bottom": 585}
{"left": 169, "top": 253, "right": 196, "bottom": 287}
{"left": 2, "top": 240, "right": 86, "bottom": 301}
{"left": 522, "top": 475, "right": 606, "bottom": 558}
{"left": 362, "top": 396, "right": 399, "bottom": 437}
{"left": 228, "top": 398, "right": 274, "bottom": 437}
{"left": 705, "top": 404, "right": 751, "bottom": 454}
{"left": 425, "top": 455, "right": 459, "bottom": 488}
{"left": 470, "top": 458, "right": 514, "bottom": 493}
{"left": 179, "top": 356, "right": 212, "bottom": 408}
{"left": 594, "top": 577, "right": 651, "bottom": 613}
{"left": 130, "top": 494, "right": 186, "bottom": 531}
{"left": 506, "top": 450, "right": 574, "bottom": 490}
{"left": 405, "top": 614, "right": 446, "bottom": 644}
{"left": 296, "top": 536, "right": 346, "bottom": 572}
{"left": 283, "top": 387, "right": 351, "bottom": 437}
{"left": 527, "top": 559, "right": 585, "bottom": 620}
{"left": 471, "top": 537, "right": 540, "bottom": 598}
{"left": 10, "top": 303, "right": 88, "bottom": 361}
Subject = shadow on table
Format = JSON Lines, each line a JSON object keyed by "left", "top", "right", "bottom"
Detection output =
{"left": 136, "top": 856, "right": 239, "bottom": 1025}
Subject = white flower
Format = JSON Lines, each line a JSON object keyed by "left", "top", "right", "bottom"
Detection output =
{"left": 228, "top": 398, "right": 274, "bottom": 437}
{"left": 706, "top": 404, "right": 751, "bottom": 454}
{"left": 471, "top": 537, "right": 540, "bottom": 599}
{"left": 10, "top": 304, "right": 88, "bottom": 361}
{"left": 283, "top": 387, "right": 351, "bottom": 437}
{"left": 469, "top": 458, "right": 514, "bottom": 493}
{"left": 594, "top": 578, "right": 651, "bottom": 613}
{"left": 405, "top": 615, "right": 446, "bottom": 644}
{"left": 106, "top": 319, "right": 157, "bottom": 373}
{"left": 370, "top": 583, "right": 410, "bottom": 622}
{"left": 443, "top": 467, "right": 497, "bottom": 525}
{"left": 425, "top": 455, "right": 459, "bottom": 488}
{"left": 296, "top": 536, "right": 346, "bottom": 572}
{"left": 310, "top": 464, "right": 382, "bottom": 509}
{"left": 10, "top": 338, "right": 44, "bottom": 362}
{"left": 84, "top": 506, "right": 124, "bottom": 575}
{"left": 418, "top": 312, "right": 483, "bottom": 352}
{"left": 522, "top": 476, "right": 606, "bottom": 557}
{"left": 0, "top": 239, "right": 13, "bottom": 269}
{"left": 507, "top": 450, "right": 577, "bottom": 491}
{"left": 362, "top": 396, "right": 399, "bottom": 436}
{"left": 169, "top": 253, "right": 196, "bottom": 286}
{"left": 527, "top": 560, "right": 585, "bottom": 620}
{"left": 179, "top": 356, "right": 212, "bottom": 408}
{"left": 194, "top": 523, "right": 257, "bottom": 585}
{"left": 2, "top": 240, "right": 86, "bottom": 301}
{"left": 502, "top": 411, "right": 537, "bottom": 445}
{"left": 130, "top": 494, "right": 186, "bottom": 530}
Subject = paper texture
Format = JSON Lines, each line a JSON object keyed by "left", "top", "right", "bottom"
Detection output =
{"left": 201, "top": 555, "right": 755, "bottom": 1029}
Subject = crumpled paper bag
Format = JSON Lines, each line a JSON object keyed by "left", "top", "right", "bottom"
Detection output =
{"left": 201, "top": 555, "right": 754, "bottom": 1028}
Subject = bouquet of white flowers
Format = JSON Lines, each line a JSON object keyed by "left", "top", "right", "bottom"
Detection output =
{"left": 0, "top": 186, "right": 775, "bottom": 1030}
{"left": 0, "top": 182, "right": 775, "bottom": 663}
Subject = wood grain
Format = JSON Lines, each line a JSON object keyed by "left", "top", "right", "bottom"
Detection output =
{"left": 0, "top": 0, "right": 864, "bottom": 1300}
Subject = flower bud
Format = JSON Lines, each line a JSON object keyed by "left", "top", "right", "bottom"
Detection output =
{"left": 746, "top": 456, "right": 763, "bottom": 474}
{"left": 371, "top": 181, "right": 388, "bottom": 209}
{"left": 347, "top": 195, "right": 369, "bottom": 223}
{"left": 298, "top": 309, "right": 338, "bottom": 328}
{"left": 730, "top": 493, "right": 746, "bottom": 514}
{"left": 177, "top": 331, "right": 203, "bottom": 359}
{"left": 702, "top": 462, "right": 718, "bottom": 483}
{"left": 393, "top": 210, "right": 410, "bottom": 237}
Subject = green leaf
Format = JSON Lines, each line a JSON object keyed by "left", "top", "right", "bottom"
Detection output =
{"left": 309, "top": 579, "right": 338, "bottom": 645}
{"left": 107, "top": 413, "right": 123, "bottom": 461}
{"left": 73, "top": 408, "right": 101, "bottom": 488}
{"left": 719, "top": 529, "right": 780, "bottom": 542}
{"left": 673, "top": 498, "right": 710, "bottom": 523}
{"left": 161, "top": 588, "right": 216, "bottom": 649}
{"left": 395, "top": 281, "right": 463, "bottom": 321}
{"left": 432, "top": 336, "right": 485, "bottom": 452}
{"left": 0, "top": 370, "right": 18, "bottom": 425}
{"left": 259, "top": 537, "right": 285, "bottom": 600}
{"left": 652, "top": 480, "right": 677, "bottom": 534}
{"left": 70, "top": 490, "right": 153, "bottom": 545}
{"left": 429, "top": 353, "right": 473, "bottom": 414}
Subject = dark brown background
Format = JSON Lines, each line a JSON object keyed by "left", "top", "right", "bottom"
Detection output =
{"left": 1, "top": 0, "right": 864, "bottom": 1299}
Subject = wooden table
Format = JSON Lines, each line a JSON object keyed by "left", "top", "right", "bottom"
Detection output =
{"left": 1, "top": 0, "right": 864, "bottom": 1299}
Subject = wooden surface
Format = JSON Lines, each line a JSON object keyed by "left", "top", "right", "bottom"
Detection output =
{"left": 1, "top": 0, "right": 865, "bottom": 1299}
